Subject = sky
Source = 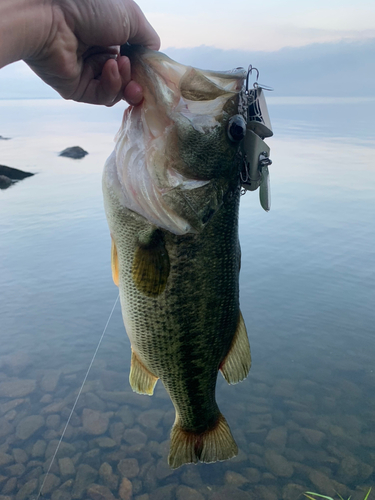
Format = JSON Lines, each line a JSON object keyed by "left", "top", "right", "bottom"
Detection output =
{"left": 0, "top": 0, "right": 374, "bottom": 99}
{"left": 140, "top": 0, "right": 375, "bottom": 52}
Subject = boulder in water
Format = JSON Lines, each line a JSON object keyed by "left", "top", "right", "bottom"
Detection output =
{"left": 59, "top": 146, "right": 88, "bottom": 159}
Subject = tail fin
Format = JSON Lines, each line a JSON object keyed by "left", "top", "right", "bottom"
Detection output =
{"left": 168, "top": 413, "right": 238, "bottom": 469}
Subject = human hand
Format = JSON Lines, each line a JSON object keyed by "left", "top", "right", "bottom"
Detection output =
{"left": 25, "top": 0, "right": 160, "bottom": 105}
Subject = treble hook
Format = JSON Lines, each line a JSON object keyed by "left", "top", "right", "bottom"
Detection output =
{"left": 246, "top": 65, "right": 259, "bottom": 93}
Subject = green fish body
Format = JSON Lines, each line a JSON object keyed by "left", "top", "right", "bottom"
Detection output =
{"left": 103, "top": 47, "right": 251, "bottom": 468}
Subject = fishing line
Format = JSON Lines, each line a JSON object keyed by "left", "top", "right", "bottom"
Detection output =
{"left": 36, "top": 294, "right": 120, "bottom": 500}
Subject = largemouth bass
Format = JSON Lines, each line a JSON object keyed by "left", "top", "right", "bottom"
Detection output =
{"left": 102, "top": 46, "right": 251, "bottom": 468}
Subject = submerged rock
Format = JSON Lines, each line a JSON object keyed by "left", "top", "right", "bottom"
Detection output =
{"left": 0, "top": 378, "right": 36, "bottom": 398}
{"left": 59, "top": 146, "right": 88, "bottom": 159}
{"left": 16, "top": 415, "right": 45, "bottom": 440}
{"left": 72, "top": 464, "right": 98, "bottom": 499}
{"left": 82, "top": 409, "right": 109, "bottom": 435}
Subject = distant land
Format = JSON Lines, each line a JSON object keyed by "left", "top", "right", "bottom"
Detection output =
{"left": 0, "top": 38, "right": 374, "bottom": 99}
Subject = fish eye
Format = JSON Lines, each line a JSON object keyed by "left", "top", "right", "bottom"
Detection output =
{"left": 227, "top": 115, "right": 246, "bottom": 142}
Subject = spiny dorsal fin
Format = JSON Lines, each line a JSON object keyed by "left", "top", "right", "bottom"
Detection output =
{"left": 129, "top": 350, "right": 158, "bottom": 396}
{"left": 111, "top": 238, "right": 119, "bottom": 287}
{"left": 168, "top": 413, "right": 238, "bottom": 469}
{"left": 132, "top": 228, "right": 170, "bottom": 297}
{"left": 220, "top": 311, "right": 251, "bottom": 384}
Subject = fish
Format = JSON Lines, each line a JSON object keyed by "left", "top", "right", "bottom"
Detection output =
{"left": 102, "top": 45, "right": 251, "bottom": 468}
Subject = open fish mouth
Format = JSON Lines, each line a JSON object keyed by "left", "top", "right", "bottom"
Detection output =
{"left": 105, "top": 46, "right": 246, "bottom": 235}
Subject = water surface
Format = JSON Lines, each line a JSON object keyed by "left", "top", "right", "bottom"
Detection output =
{"left": 0, "top": 97, "right": 374, "bottom": 500}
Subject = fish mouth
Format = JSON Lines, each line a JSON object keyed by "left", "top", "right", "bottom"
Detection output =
{"left": 109, "top": 46, "right": 246, "bottom": 235}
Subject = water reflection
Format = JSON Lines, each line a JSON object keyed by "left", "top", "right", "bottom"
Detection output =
{"left": 0, "top": 98, "right": 374, "bottom": 500}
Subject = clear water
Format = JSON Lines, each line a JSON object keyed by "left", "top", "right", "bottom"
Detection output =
{"left": 0, "top": 97, "right": 374, "bottom": 500}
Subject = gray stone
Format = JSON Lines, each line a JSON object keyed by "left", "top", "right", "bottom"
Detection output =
{"left": 87, "top": 484, "right": 116, "bottom": 500}
{"left": 39, "top": 473, "right": 61, "bottom": 495}
{"left": 116, "top": 406, "right": 135, "bottom": 427}
{"left": 6, "top": 463, "right": 26, "bottom": 476}
{"left": 15, "top": 479, "right": 38, "bottom": 500}
{"left": 253, "top": 485, "right": 279, "bottom": 500}
{"left": 82, "top": 449, "right": 101, "bottom": 470}
{"left": 99, "top": 462, "right": 119, "bottom": 490}
{"left": 45, "top": 440, "right": 76, "bottom": 459}
{"left": 138, "top": 409, "right": 164, "bottom": 428}
{"left": 0, "top": 452, "right": 13, "bottom": 466}
{"left": 265, "top": 427, "right": 288, "bottom": 452}
{"left": 118, "top": 458, "right": 140, "bottom": 478}
{"left": 243, "top": 467, "right": 261, "bottom": 483}
{"left": 72, "top": 464, "right": 98, "bottom": 499}
{"left": 149, "top": 484, "right": 176, "bottom": 500}
{"left": 308, "top": 470, "right": 336, "bottom": 493}
{"left": 282, "top": 484, "right": 306, "bottom": 500}
{"left": 119, "top": 477, "right": 133, "bottom": 500}
{"left": 4, "top": 409, "right": 17, "bottom": 421}
{"left": 52, "top": 491, "right": 72, "bottom": 500}
{"left": 16, "top": 415, "right": 45, "bottom": 440}
{"left": 176, "top": 485, "right": 205, "bottom": 500}
{"left": 300, "top": 428, "right": 325, "bottom": 446}
{"left": 59, "top": 457, "right": 76, "bottom": 478}
{"left": 82, "top": 392, "right": 107, "bottom": 412}
{"left": 109, "top": 421, "right": 125, "bottom": 444}
{"left": 211, "top": 486, "right": 254, "bottom": 500}
{"left": 40, "top": 394, "right": 53, "bottom": 404}
{"left": 40, "top": 370, "right": 61, "bottom": 392}
{"left": 82, "top": 408, "right": 109, "bottom": 435}
{"left": 95, "top": 437, "right": 117, "bottom": 448}
{"left": 0, "top": 399, "right": 25, "bottom": 415}
{"left": 264, "top": 450, "right": 294, "bottom": 478}
{"left": 13, "top": 448, "right": 28, "bottom": 463}
{"left": 0, "top": 378, "right": 36, "bottom": 397}
{"left": 180, "top": 466, "right": 203, "bottom": 487}
{"left": 338, "top": 456, "right": 373, "bottom": 482}
{"left": 1, "top": 352, "right": 32, "bottom": 374}
{"left": 155, "top": 457, "right": 174, "bottom": 480}
{"left": 2, "top": 477, "right": 17, "bottom": 494}
{"left": 32, "top": 439, "right": 47, "bottom": 458}
{"left": 0, "top": 418, "right": 13, "bottom": 438}
{"left": 123, "top": 428, "right": 147, "bottom": 446}
{"left": 47, "top": 414, "right": 61, "bottom": 430}
{"left": 41, "top": 401, "right": 66, "bottom": 414}
{"left": 225, "top": 471, "right": 249, "bottom": 487}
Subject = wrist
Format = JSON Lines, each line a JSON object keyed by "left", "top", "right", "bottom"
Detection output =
{"left": 0, "top": 0, "right": 53, "bottom": 68}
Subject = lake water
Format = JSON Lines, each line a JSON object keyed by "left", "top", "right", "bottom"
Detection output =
{"left": 0, "top": 97, "right": 374, "bottom": 500}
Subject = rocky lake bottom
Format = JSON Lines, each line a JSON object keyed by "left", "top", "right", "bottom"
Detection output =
{"left": 0, "top": 348, "right": 374, "bottom": 500}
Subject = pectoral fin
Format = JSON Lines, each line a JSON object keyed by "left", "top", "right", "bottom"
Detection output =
{"left": 129, "top": 350, "right": 158, "bottom": 396}
{"left": 132, "top": 228, "right": 170, "bottom": 297}
{"left": 111, "top": 238, "right": 119, "bottom": 287}
{"left": 220, "top": 311, "right": 251, "bottom": 384}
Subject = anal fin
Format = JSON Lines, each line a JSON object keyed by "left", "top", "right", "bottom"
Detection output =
{"left": 111, "top": 238, "right": 119, "bottom": 287}
{"left": 168, "top": 413, "right": 238, "bottom": 469}
{"left": 220, "top": 311, "right": 251, "bottom": 384}
{"left": 129, "top": 350, "right": 158, "bottom": 396}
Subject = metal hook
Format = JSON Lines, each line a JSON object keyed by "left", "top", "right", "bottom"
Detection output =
{"left": 246, "top": 65, "right": 259, "bottom": 93}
